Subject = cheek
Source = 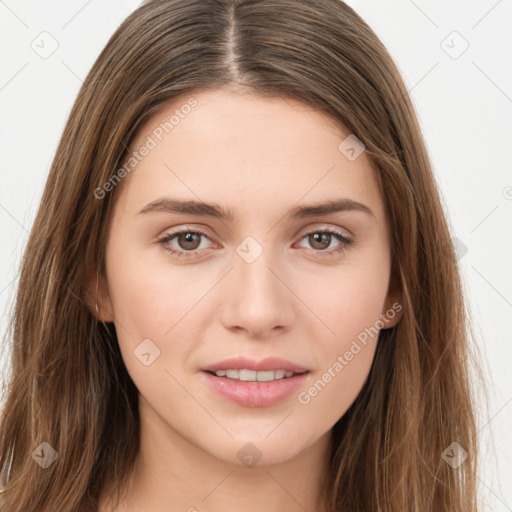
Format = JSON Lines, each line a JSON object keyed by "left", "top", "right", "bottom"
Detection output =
{"left": 104, "top": 241, "right": 215, "bottom": 381}
{"left": 297, "top": 340, "right": 376, "bottom": 432}
{"left": 105, "top": 242, "right": 207, "bottom": 337}
{"left": 300, "top": 252, "right": 390, "bottom": 346}
{"left": 294, "top": 256, "right": 390, "bottom": 420}
{"left": 296, "top": 284, "right": 382, "bottom": 427}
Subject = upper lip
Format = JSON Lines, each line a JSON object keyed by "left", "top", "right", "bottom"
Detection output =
{"left": 202, "top": 356, "right": 309, "bottom": 373}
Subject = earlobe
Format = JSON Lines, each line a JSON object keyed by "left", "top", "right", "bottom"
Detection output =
{"left": 382, "top": 285, "right": 404, "bottom": 329}
{"left": 84, "top": 267, "right": 114, "bottom": 323}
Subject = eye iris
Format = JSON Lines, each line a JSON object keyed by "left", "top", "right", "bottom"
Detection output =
{"left": 309, "top": 232, "right": 331, "bottom": 250}
{"left": 178, "top": 232, "right": 201, "bottom": 250}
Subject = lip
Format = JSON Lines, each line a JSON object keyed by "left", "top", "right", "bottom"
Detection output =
{"left": 202, "top": 356, "right": 308, "bottom": 373}
{"left": 201, "top": 370, "right": 310, "bottom": 408}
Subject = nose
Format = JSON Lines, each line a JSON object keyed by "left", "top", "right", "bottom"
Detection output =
{"left": 219, "top": 246, "right": 296, "bottom": 339}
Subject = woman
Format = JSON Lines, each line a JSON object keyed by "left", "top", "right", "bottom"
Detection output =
{"left": 0, "top": 0, "right": 484, "bottom": 510}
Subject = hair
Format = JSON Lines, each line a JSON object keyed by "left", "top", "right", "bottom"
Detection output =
{"left": 0, "top": 0, "right": 487, "bottom": 510}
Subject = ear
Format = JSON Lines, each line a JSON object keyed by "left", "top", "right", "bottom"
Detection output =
{"left": 381, "top": 278, "right": 404, "bottom": 329}
{"left": 83, "top": 266, "right": 114, "bottom": 323}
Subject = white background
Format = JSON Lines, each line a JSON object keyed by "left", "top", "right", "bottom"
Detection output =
{"left": 0, "top": 1, "right": 511, "bottom": 510}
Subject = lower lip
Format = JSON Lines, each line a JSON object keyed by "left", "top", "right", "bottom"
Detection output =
{"left": 201, "top": 371, "right": 309, "bottom": 408}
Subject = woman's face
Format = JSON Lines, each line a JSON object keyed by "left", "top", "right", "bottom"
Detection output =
{"left": 97, "top": 88, "right": 401, "bottom": 467}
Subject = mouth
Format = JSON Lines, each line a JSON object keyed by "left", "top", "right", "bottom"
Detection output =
{"left": 205, "top": 368, "right": 309, "bottom": 382}
{"left": 201, "top": 356, "right": 310, "bottom": 407}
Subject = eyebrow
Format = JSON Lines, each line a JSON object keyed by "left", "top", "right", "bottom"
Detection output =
{"left": 137, "top": 197, "right": 375, "bottom": 220}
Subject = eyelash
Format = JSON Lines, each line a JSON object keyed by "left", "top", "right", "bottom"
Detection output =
{"left": 157, "top": 227, "right": 354, "bottom": 259}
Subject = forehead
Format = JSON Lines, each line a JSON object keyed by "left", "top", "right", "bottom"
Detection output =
{"left": 118, "top": 88, "right": 385, "bottom": 223}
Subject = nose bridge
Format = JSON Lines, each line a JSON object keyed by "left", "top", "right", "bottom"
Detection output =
{"left": 235, "top": 234, "right": 284, "bottom": 306}
{"left": 221, "top": 234, "right": 295, "bottom": 335}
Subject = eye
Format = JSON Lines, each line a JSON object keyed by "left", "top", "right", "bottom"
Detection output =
{"left": 157, "top": 229, "right": 214, "bottom": 258}
{"left": 295, "top": 228, "right": 353, "bottom": 257}
{"left": 156, "top": 227, "right": 354, "bottom": 260}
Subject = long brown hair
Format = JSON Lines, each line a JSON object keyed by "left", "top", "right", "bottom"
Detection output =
{"left": 0, "top": 0, "right": 486, "bottom": 510}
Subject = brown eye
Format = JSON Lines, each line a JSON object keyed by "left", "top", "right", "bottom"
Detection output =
{"left": 175, "top": 232, "right": 202, "bottom": 251}
{"left": 296, "top": 228, "right": 354, "bottom": 258}
{"left": 157, "top": 229, "right": 212, "bottom": 258}
{"left": 307, "top": 232, "right": 332, "bottom": 251}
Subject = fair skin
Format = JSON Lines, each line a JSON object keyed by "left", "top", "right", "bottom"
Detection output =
{"left": 95, "top": 87, "right": 402, "bottom": 512}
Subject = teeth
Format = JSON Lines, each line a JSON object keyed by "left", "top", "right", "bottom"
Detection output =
{"left": 213, "top": 369, "right": 301, "bottom": 381}
{"left": 239, "top": 369, "right": 257, "bottom": 381}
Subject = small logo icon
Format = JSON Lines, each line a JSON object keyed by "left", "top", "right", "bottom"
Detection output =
{"left": 451, "top": 236, "right": 468, "bottom": 261}
{"left": 237, "top": 442, "right": 262, "bottom": 467}
{"left": 236, "top": 236, "right": 263, "bottom": 264}
{"left": 441, "top": 442, "right": 468, "bottom": 468}
{"left": 503, "top": 186, "right": 512, "bottom": 201}
{"left": 134, "top": 338, "right": 161, "bottom": 366}
{"left": 441, "top": 31, "right": 469, "bottom": 59}
{"left": 31, "top": 31, "right": 59, "bottom": 60}
{"left": 338, "top": 134, "right": 365, "bottom": 161}
{"left": 31, "top": 442, "right": 58, "bottom": 468}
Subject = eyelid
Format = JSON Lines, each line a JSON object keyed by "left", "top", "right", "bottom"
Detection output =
{"left": 155, "top": 224, "right": 216, "bottom": 244}
{"left": 157, "top": 224, "right": 350, "bottom": 243}
{"left": 298, "top": 224, "right": 352, "bottom": 239}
